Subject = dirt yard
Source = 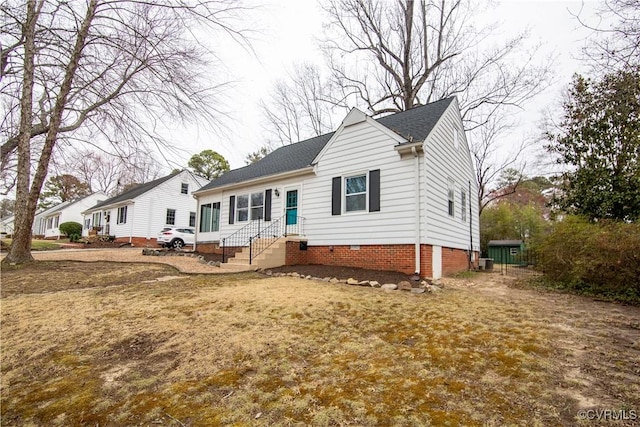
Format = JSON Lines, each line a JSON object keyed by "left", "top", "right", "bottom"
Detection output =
{"left": 1, "top": 261, "right": 638, "bottom": 426}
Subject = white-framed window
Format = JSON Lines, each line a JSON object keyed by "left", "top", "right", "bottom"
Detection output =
{"left": 92, "top": 212, "right": 102, "bottom": 227}
{"left": 53, "top": 216, "right": 59, "bottom": 228}
{"left": 117, "top": 206, "right": 128, "bottom": 224}
{"left": 345, "top": 174, "right": 367, "bottom": 212}
{"left": 510, "top": 248, "right": 519, "bottom": 256}
{"left": 200, "top": 202, "right": 221, "bottom": 232}
{"left": 181, "top": 183, "right": 189, "bottom": 194}
{"left": 84, "top": 219, "right": 91, "bottom": 230}
{"left": 454, "top": 127, "right": 459, "bottom": 150}
{"left": 461, "top": 189, "right": 467, "bottom": 222}
{"left": 250, "top": 192, "right": 264, "bottom": 220}
{"left": 189, "top": 211, "right": 196, "bottom": 227}
{"left": 46, "top": 218, "right": 53, "bottom": 229}
{"left": 166, "top": 208, "right": 176, "bottom": 225}
{"left": 447, "top": 179, "right": 455, "bottom": 217}
{"left": 236, "top": 195, "right": 249, "bottom": 222}
{"left": 236, "top": 192, "right": 263, "bottom": 222}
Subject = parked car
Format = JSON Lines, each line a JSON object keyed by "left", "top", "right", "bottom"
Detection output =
{"left": 157, "top": 227, "right": 195, "bottom": 248}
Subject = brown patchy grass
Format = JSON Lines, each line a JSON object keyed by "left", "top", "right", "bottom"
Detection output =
{"left": 1, "top": 263, "right": 639, "bottom": 426}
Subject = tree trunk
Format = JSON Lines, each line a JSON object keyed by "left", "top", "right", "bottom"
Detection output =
{"left": 2, "top": 0, "right": 38, "bottom": 265}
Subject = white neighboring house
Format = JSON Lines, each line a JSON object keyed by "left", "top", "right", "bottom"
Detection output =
{"left": 1, "top": 215, "right": 14, "bottom": 235}
{"left": 193, "top": 97, "right": 480, "bottom": 278}
{"left": 33, "top": 192, "right": 108, "bottom": 239}
{"left": 81, "top": 170, "right": 207, "bottom": 246}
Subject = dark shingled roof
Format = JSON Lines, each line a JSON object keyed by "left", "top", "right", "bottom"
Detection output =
{"left": 488, "top": 240, "right": 524, "bottom": 246}
{"left": 197, "top": 96, "right": 455, "bottom": 192}
{"left": 86, "top": 172, "right": 179, "bottom": 211}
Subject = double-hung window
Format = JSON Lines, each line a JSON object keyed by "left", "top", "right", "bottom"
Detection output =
{"left": 236, "top": 192, "right": 263, "bottom": 222}
{"left": 345, "top": 174, "right": 367, "bottom": 212}
{"left": 181, "top": 183, "right": 189, "bottom": 194}
{"left": 447, "top": 179, "right": 455, "bottom": 217}
{"left": 166, "top": 208, "right": 176, "bottom": 225}
{"left": 189, "top": 211, "right": 196, "bottom": 227}
{"left": 250, "top": 192, "right": 264, "bottom": 220}
{"left": 236, "top": 195, "right": 249, "bottom": 222}
{"left": 117, "top": 206, "right": 128, "bottom": 224}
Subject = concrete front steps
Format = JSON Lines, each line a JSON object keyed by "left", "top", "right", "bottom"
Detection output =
{"left": 224, "top": 237, "right": 288, "bottom": 269}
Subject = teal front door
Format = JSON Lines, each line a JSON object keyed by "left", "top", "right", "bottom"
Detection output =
{"left": 286, "top": 190, "right": 298, "bottom": 225}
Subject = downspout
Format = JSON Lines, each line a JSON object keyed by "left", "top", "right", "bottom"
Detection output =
{"left": 412, "top": 146, "right": 421, "bottom": 275}
{"left": 129, "top": 204, "right": 134, "bottom": 244}
{"left": 193, "top": 194, "right": 198, "bottom": 252}
{"left": 469, "top": 180, "right": 473, "bottom": 269}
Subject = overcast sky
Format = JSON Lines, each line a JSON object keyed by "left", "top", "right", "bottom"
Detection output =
{"left": 177, "top": 0, "right": 599, "bottom": 172}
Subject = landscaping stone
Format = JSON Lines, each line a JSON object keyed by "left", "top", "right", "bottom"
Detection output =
{"left": 329, "top": 278, "right": 339, "bottom": 283}
{"left": 369, "top": 281, "right": 381, "bottom": 288}
{"left": 346, "top": 278, "right": 359, "bottom": 285}
{"left": 265, "top": 270, "right": 273, "bottom": 276}
{"left": 410, "top": 275, "right": 421, "bottom": 282}
{"left": 425, "top": 285, "right": 442, "bottom": 293}
{"left": 411, "top": 288, "right": 426, "bottom": 294}
{"left": 397, "top": 281, "right": 412, "bottom": 291}
{"left": 322, "top": 277, "right": 331, "bottom": 282}
{"left": 358, "top": 280, "right": 370, "bottom": 286}
{"left": 381, "top": 283, "right": 398, "bottom": 290}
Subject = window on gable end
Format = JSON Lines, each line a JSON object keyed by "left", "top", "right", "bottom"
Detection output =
{"left": 345, "top": 174, "right": 367, "bottom": 212}
{"left": 447, "top": 179, "right": 455, "bottom": 217}
{"left": 181, "top": 183, "right": 189, "bottom": 194}
{"left": 166, "top": 208, "right": 176, "bottom": 225}
{"left": 454, "top": 127, "right": 459, "bottom": 150}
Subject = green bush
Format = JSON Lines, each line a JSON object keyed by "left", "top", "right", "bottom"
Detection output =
{"left": 59, "top": 221, "right": 82, "bottom": 238}
{"left": 533, "top": 216, "right": 640, "bottom": 303}
{"left": 69, "top": 233, "right": 81, "bottom": 243}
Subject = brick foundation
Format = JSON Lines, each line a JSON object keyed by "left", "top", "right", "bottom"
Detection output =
{"left": 285, "top": 242, "right": 478, "bottom": 278}
{"left": 114, "top": 237, "right": 160, "bottom": 248}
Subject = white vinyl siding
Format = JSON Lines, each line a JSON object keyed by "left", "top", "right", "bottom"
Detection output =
{"left": 304, "top": 118, "right": 418, "bottom": 245}
{"left": 423, "top": 99, "right": 480, "bottom": 251}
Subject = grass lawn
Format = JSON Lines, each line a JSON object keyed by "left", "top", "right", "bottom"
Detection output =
{"left": 1, "top": 262, "right": 639, "bottom": 426}
{"left": 1, "top": 238, "right": 67, "bottom": 251}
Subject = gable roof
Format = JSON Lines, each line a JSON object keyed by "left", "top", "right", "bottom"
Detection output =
{"left": 86, "top": 172, "right": 180, "bottom": 211}
{"left": 196, "top": 96, "right": 456, "bottom": 192}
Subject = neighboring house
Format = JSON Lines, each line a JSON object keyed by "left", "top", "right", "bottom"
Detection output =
{"left": 35, "top": 192, "right": 108, "bottom": 239}
{"left": 82, "top": 170, "right": 207, "bottom": 246}
{"left": 0, "top": 215, "right": 14, "bottom": 235}
{"left": 193, "top": 97, "right": 480, "bottom": 278}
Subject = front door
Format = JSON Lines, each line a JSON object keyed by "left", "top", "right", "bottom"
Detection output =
{"left": 286, "top": 190, "right": 298, "bottom": 225}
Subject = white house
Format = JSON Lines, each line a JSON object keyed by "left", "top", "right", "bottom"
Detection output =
{"left": 31, "top": 192, "right": 108, "bottom": 239}
{"left": 0, "top": 215, "right": 14, "bottom": 235}
{"left": 193, "top": 97, "right": 480, "bottom": 278}
{"left": 82, "top": 170, "right": 207, "bottom": 246}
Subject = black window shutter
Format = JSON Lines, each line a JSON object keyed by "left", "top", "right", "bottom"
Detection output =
{"left": 264, "top": 189, "right": 272, "bottom": 221}
{"left": 228, "top": 195, "right": 235, "bottom": 224}
{"left": 332, "top": 177, "right": 341, "bottom": 215}
{"left": 369, "top": 169, "right": 381, "bottom": 212}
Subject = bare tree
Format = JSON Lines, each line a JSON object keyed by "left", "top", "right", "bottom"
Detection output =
{"left": 260, "top": 62, "right": 342, "bottom": 145}
{"left": 1, "top": 0, "right": 250, "bottom": 264}
{"left": 575, "top": 0, "right": 640, "bottom": 71}
{"left": 55, "top": 148, "right": 161, "bottom": 196}
{"left": 320, "top": 0, "right": 553, "bottom": 206}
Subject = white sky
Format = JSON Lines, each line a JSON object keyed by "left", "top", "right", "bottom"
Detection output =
{"left": 178, "top": 0, "right": 599, "bottom": 172}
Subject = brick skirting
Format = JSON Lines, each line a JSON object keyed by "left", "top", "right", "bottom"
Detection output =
{"left": 286, "top": 242, "right": 478, "bottom": 277}
{"left": 114, "top": 237, "right": 160, "bottom": 248}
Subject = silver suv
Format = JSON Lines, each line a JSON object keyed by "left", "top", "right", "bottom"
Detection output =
{"left": 157, "top": 227, "right": 195, "bottom": 249}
